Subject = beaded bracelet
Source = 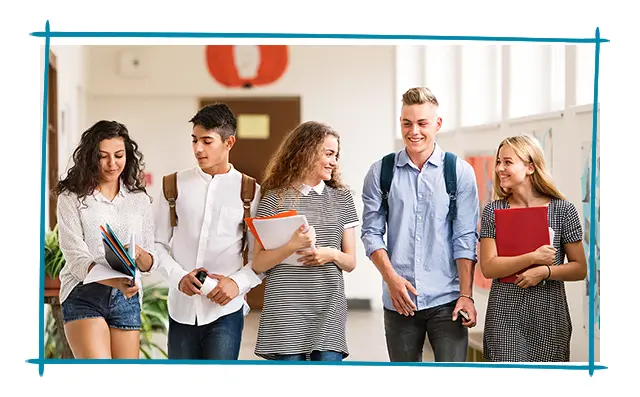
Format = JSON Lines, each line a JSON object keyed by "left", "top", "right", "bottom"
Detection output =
{"left": 459, "top": 293, "right": 474, "bottom": 303}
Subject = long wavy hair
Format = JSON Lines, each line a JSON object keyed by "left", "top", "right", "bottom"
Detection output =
{"left": 492, "top": 134, "right": 565, "bottom": 201}
{"left": 261, "top": 121, "right": 346, "bottom": 200}
{"left": 54, "top": 120, "right": 147, "bottom": 203}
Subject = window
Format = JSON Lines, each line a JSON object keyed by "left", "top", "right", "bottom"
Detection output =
{"left": 576, "top": 44, "right": 596, "bottom": 106}
{"left": 396, "top": 46, "right": 426, "bottom": 138}
{"left": 550, "top": 44, "right": 566, "bottom": 111}
{"left": 460, "top": 44, "right": 501, "bottom": 126}
{"left": 508, "top": 44, "right": 547, "bottom": 118}
{"left": 396, "top": 41, "right": 577, "bottom": 135}
{"left": 424, "top": 45, "right": 457, "bottom": 132}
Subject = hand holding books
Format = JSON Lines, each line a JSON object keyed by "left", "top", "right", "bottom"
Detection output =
{"left": 103, "top": 276, "right": 140, "bottom": 299}
{"left": 245, "top": 211, "right": 316, "bottom": 266}
{"left": 288, "top": 224, "right": 316, "bottom": 252}
{"left": 494, "top": 206, "right": 557, "bottom": 285}
{"left": 530, "top": 244, "right": 557, "bottom": 266}
{"left": 85, "top": 224, "right": 138, "bottom": 291}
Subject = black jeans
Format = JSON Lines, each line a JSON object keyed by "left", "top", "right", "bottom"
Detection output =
{"left": 383, "top": 300, "right": 468, "bottom": 362}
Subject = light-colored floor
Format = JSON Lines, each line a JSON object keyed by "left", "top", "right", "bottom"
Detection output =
{"left": 152, "top": 309, "right": 435, "bottom": 361}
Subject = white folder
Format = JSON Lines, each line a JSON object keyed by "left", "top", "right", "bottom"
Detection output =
{"left": 252, "top": 215, "right": 315, "bottom": 265}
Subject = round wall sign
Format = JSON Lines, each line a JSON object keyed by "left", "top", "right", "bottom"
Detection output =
{"left": 205, "top": 45, "right": 289, "bottom": 88}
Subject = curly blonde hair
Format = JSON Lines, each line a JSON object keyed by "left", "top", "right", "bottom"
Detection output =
{"left": 261, "top": 121, "right": 346, "bottom": 200}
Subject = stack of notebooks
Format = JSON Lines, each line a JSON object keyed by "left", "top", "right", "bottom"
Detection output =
{"left": 244, "top": 210, "right": 314, "bottom": 266}
{"left": 84, "top": 224, "right": 137, "bottom": 285}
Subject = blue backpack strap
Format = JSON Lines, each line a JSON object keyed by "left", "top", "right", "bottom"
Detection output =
{"left": 379, "top": 152, "right": 396, "bottom": 218}
{"left": 443, "top": 151, "right": 458, "bottom": 222}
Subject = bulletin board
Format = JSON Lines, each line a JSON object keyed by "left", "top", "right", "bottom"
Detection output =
{"left": 465, "top": 152, "right": 496, "bottom": 291}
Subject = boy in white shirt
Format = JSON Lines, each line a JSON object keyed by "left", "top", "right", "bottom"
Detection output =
{"left": 154, "top": 103, "right": 263, "bottom": 360}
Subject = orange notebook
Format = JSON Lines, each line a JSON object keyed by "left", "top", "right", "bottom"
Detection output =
{"left": 244, "top": 210, "right": 298, "bottom": 249}
{"left": 494, "top": 206, "right": 550, "bottom": 283}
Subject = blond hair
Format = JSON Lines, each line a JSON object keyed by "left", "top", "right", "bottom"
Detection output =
{"left": 402, "top": 87, "right": 439, "bottom": 107}
{"left": 493, "top": 134, "right": 565, "bottom": 201}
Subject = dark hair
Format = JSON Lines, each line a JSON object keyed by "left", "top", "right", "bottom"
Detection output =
{"left": 54, "top": 120, "right": 147, "bottom": 202}
{"left": 189, "top": 103, "right": 237, "bottom": 141}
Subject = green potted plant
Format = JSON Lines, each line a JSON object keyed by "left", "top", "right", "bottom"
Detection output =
{"left": 44, "top": 224, "right": 65, "bottom": 291}
{"left": 139, "top": 283, "right": 169, "bottom": 359}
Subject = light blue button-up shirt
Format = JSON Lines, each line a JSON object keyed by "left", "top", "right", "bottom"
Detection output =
{"left": 361, "top": 144, "right": 479, "bottom": 311}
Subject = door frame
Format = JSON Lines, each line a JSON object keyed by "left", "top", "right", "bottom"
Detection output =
{"left": 197, "top": 96, "right": 301, "bottom": 310}
{"left": 48, "top": 50, "right": 59, "bottom": 230}
{"left": 200, "top": 96, "right": 301, "bottom": 106}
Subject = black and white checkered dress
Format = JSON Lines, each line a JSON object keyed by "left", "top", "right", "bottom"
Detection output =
{"left": 254, "top": 186, "right": 360, "bottom": 360}
{"left": 480, "top": 198, "right": 583, "bottom": 362}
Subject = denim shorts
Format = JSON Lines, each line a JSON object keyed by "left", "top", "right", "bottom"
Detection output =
{"left": 61, "top": 282, "right": 141, "bottom": 331}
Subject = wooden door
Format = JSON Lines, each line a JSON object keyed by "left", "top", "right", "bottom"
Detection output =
{"left": 48, "top": 51, "right": 59, "bottom": 230}
{"left": 199, "top": 97, "right": 301, "bottom": 310}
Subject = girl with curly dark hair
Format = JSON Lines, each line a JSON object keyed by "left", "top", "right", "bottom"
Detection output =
{"left": 55, "top": 120, "right": 158, "bottom": 359}
{"left": 251, "top": 121, "right": 360, "bottom": 361}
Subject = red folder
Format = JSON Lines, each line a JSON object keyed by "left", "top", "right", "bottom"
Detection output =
{"left": 494, "top": 206, "right": 550, "bottom": 283}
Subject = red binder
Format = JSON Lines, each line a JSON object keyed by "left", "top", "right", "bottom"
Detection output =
{"left": 494, "top": 206, "right": 550, "bottom": 283}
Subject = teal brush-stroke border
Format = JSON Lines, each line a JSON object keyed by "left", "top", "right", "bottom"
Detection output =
{"left": 31, "top": 22, "right": 607, "bottom": 377}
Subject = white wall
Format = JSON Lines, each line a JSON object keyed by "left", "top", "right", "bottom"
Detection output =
{"left": 84, "top": 45, "right": 396, "bottom": 307}
{"left": 46, "top": 45, "right": 88, "bottom": 230}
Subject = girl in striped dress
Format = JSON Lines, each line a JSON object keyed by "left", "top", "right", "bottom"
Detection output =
{"left": 251, "top": 121, "right": 360, "bottom": 361}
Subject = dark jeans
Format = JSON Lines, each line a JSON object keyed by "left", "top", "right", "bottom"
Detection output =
{"left": 168, "top": 307, "right": 244, "bottom": 360}
{"left": 384, "top": 300, "right": 468, "bottom": 362}
{"left": 273, "top": 350, "right": 343, "bottom": 361}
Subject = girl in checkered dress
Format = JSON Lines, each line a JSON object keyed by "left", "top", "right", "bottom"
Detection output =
{"left": 479, "top": 135, "right": 587, "bottom": 362}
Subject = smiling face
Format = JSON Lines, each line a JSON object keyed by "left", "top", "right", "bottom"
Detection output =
{"left": 312, "top": 135, "right": 339, "bottom": 183}
{"left": 400, "top": 103, "right": 442, "bottom": 159}
{"left": 495, "top": 144, "right": 534, "bottom": 191}
{"left": 98, "top": 137, "right": 126, "bottom": 184}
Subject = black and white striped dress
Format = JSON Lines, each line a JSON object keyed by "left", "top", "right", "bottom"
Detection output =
{"left": 254, "top": 185, "right": 360, "bottom": 360}
{"left": 480, "top": 198, "right": 583, "bottom": 362}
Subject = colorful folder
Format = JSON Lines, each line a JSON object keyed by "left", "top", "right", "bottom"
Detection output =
{"left": 100, "top": 224, "right": 136, "bottom": 285}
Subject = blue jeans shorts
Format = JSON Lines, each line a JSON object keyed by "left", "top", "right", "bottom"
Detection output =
{"left": 61, "top": 282, "right": 141, "bottom": 331}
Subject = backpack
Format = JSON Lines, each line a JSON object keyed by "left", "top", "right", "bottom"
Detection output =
{"left": 379, "top": 151, "right": 458, "bottom": 223}
{"left": 162, "top": 172, "right": 257, "bottom": 265}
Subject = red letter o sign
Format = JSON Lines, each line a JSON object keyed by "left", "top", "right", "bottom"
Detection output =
{"left": 205, "top": 45, "right": 289, "bottom": 88}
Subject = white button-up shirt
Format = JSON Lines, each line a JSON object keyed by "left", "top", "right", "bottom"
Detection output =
{"left": 57, "top": 182, "right": 158, "bottom": 305}
{"left": 154, "top": 165, "right": 263, "bottom": 326}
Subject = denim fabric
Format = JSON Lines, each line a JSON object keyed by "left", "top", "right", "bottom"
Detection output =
{"left": 61, "top": 282, "right": 141, "bottom": 330}
{"left": 272, "top": 350, "right": 344, "bottom": 361}
{"left": 167, "top": 307, "right": 244, "bottom": 360}
{"left": 361, "top": 145, "right": 480, "bottom": 311}
{"left": 383, "top": 299, "right": 468, "bottom": 362}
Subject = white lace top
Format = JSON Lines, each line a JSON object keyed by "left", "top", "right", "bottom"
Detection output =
{"left": 56, "top": 182, "right": 158, "bottom": 304}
